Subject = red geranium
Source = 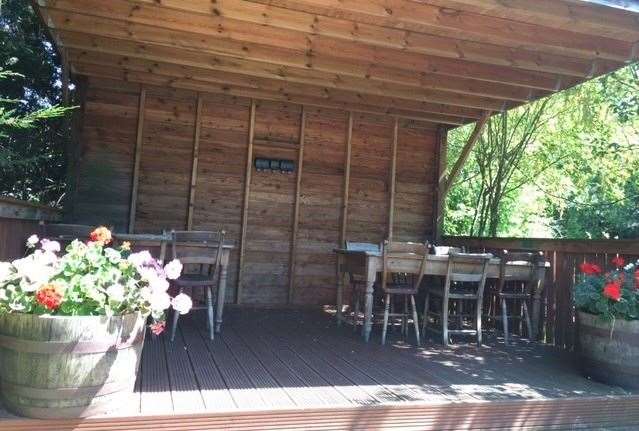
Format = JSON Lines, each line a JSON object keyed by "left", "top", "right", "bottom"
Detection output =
{"left": 89, "top": 226, "right": 112, "bottom": 246}
{"left": 580, "top": 262, "right": 602, "bottom": 275}
{"left": 611, "top": 256, "right": 625, "bottom": 268}
{"left": 603, "top": 281, "right": 622, "bottom": 302}
{"left": 635, "top": 270, "right": 639, "bottom": 290}
{"left": 35, "top": 283, "right": 64, "bottom": 311}
{"left": 150, "top": 321, "right": 166, "bottom": 335}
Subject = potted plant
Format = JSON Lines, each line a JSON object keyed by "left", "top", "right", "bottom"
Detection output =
{"left": 575, "top": 257, "right": 639, "bottom": 390}
{"left": 0, "top": 227, "right": 192, "bottom": 419}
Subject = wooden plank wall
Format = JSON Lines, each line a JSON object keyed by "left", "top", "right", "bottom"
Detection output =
{"left": 73, "top": 78, "right": 439, "bottom": 305}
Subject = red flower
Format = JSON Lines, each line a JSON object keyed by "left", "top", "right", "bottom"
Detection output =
{"left": 603, "top": 281, "right": 622, "bottom": 302}
{"left": 89, "top": 226, "right": 112, "bottom": 246}
{"left": 35, "top": 283, "right": 64, "bottom": 311}
{"left": 611, "top": 256, "right": 625, "bottom": 268}
{"left": 580, "top": 262, "right": 602, "bottom": 275}
{"left": 149, "top": 321, "right": 166, "bottom": 335}
{"left": 635, "top": 270, "right": 639, "bottom": 290}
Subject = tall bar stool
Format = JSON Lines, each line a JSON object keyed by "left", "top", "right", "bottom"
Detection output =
{"left": 423, "top": 252, "right": 492, "bottom": 346}
{"left": 169, "top": 229, "right": 225, "bottom": 342}
{"left": 495, "top": 250, "right": 543, "bottom": 344}
{"left": 380, "top": 241, "right": 429, "bottom": 346}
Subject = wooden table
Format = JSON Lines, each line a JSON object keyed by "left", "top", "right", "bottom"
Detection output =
{"left": 114, "top": 233, "right": 234, "bottom": 333}
{"left": 335, "top": 249, "right": 547, "bottom": 342}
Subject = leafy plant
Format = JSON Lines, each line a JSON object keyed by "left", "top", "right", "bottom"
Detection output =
{"left": 574, "top": 258, "right": 639, "bottom": 321}
{"left": 0, "top": 227, "right": 191, "bottom": 334}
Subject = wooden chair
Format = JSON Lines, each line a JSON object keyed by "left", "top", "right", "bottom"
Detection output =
{"left": 169, "top": 230, "right": 225, "bottom": 342}
{"left": 380, "top": 241, "right": 429, "bottom": 346}
{"left": 345, "top": 241, "right": 381, "bottom": 332}
{"left": 422, "top": 252, "right": 492, "bottom": 346}
{"left": 495, "top": 250, "right": 543, "bottom": 344}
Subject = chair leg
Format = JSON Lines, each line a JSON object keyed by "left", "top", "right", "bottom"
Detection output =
{"left": 476, "top": 299, "right": 483, "bottom": 347}
{"left": 522, "top": 300, "right": 533, "bottom": 340}
{"left": 501, "top": 297, "right": 509, "bottom": 345}
{"left": 170, "top": 287, "right": 183, "bottom": 342}
{"left": 206, "top": 284, "right": 215, "bottom": 341}
{"left": 353, "top": 289, "right": 361, "bottom": 333}
{"left": 402, "top": 295, "right": 408, "bottom": 338}
{"left": 410, "top": 294, "right": 421, "bottom": 346}
{"left": 381, "top": 293, "right": 391, "bottom": 345}
{"left": 422, "top": 292, "right": 430, "bottom": 334}
{"left": 442, "top": 296, "right": 449, "bottom": 347}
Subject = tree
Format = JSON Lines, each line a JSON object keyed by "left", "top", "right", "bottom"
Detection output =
{"left": 0, "top": 0, "right": 71, "bottom": 205}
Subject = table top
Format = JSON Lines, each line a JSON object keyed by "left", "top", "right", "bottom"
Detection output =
{"left": 113, "top": 233, "right": 235, "bottom": 249}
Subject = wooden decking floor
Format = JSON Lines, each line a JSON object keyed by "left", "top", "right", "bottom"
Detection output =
{"left": 1, "top": 307, "right": 638, "bottom": 430}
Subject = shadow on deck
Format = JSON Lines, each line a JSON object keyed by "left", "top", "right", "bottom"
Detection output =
{"left": 1, "top": 307, "right": 637, "bottom": 430}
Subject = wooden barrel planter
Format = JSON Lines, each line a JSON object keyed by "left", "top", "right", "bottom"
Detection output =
{"left": 0, "top": 312, "right": 146, "bottom": 419}
{"left": 578, "top": 311, "right": 639, "bottom": 390}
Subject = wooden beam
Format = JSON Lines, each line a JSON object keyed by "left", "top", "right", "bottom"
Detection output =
{"left": 71, "top": 62, "right": 474, "bottom": 125}
{"left": 387, "top": 117, "right": 399, "bottom": 242}
{"left": 288, "top": 106, "right": 306, "bottom": 305}
{"left": 240, "top": 0, "right": 634, "bottom": 62}
{"left": 339, "top": 112, "right": 353, "bottom": 247}
{"left": 186, "top": 93, "right": 202, "bottom": 230}
{"left": 128, "top": 88, "right": 146, "bottom": 233}
{"left": 236, "top": 100, "right": 256, "bottom": 305}
{"left": 40, "top": 5, "right": 571, "bottom": 90}
{"left": 433, "top": 125, "right": 449, "bottom": 242}
{"left": 441, "top": 111, "right": 491, "bottom": 198}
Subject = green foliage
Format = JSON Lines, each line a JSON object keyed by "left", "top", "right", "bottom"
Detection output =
{"left": 0, "top": 0, "right": 72, "bottom": 205}
{"left": 574, "top": 261, "right": 639, "bottom": 321}
{"left": 445, "top": 63, "right": 639, "bottom": 239}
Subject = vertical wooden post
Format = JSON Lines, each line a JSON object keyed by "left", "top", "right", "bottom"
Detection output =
{"left": 339, "top": 112, "right": 353, "bottom": 247}
{"left": 388, "top": 117, "right": 399, "bottom": 242}
{"left": 288, "top": 106, "right": 306, "bottom": 304}
{"left": 237, "top": 100, "right": 256, "bottom": 304}
{"left": 336, "top": 111, "right": 353, "bottom": 325}
{"left": 128, "top": 88, "right": 146, "bottom": 233}
{"left": 433, "top": 125, "right": 448, "bottom": 242}
{"left": 186, "top": 94, "right": 203, "bottom": 230}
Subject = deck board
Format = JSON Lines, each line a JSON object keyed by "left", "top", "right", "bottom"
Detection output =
{"left": 0, "top": 307, "right": 636, "bottom": 430}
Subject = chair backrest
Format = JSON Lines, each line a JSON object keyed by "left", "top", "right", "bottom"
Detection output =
{"left": 497, "top": 249, "right": 544, "bottom": 295}
{"left": 381, "top": 240, "right": 430, "bottom": 292}
{"left": 39, "top": 223, "right": 95, "bottom": 241}
{"left": 433, "top": 245, "right": 464, "bottom": 255}
{"left": 445, "top": 252, "right": 493, "bottom": 298}
{"left": 171, "top": 230, "right": 226, "bottom": 275}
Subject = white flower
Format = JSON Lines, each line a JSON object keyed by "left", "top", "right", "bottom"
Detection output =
{"left": 171, "top": 293, "right": 192, "bottom": 315}
{"left": 127, "top": 251, "right": 153, "bottom": 268}
{"left": 0, "top": 262, "right": 12, "bottom": 283}
{"left": 139, "top": 286, "right": 152, "bottom": 302}
{"left": 104, "top": 248, "right": 122, "bottom": 264}
{"left": 40, "top": 239, "right": 61, "bottom": 253}
{"left": 164, "top": 259, "right": 183, "bottom": 280}
{"left": 150, "top": 291, "right": 171, "bottom": 312}
{"left": 26, "top": 234, "right": 39, "bottom": 248}
{"left": 106, "top": 284, "right": 125, "bottom": 302}
{"left": 149, "top": 276, "right": 170, "bottom": 294}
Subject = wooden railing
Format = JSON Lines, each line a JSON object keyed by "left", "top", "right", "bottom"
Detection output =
{"left": 0, "top": 197, "right": 61, "bottom": 261}
{"left": 444, "top": 236, "right": 639, "bottom": 350}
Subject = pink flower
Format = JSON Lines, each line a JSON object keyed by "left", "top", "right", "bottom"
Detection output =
{"left": 164, "top": 259, "right": 183, "bottom": 280}
{"left": 171, "top": 293, "right": 192, "bottom": 315}
{"left": 40, "top": 239, "right": 61, "bottom": 253}
{"left": 149, "top": 321, "right": 165, "bottom": 335}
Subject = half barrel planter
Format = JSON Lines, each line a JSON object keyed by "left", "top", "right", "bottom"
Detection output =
{"left": 578, "top": 311, "right": 639, "bottom": 390}
{"left": 0, "top": 312, "right": 146, "bottom": 419}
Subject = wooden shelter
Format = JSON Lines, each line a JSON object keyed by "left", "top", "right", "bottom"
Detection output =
{"left": 33, "top": 0, "right": 639, "bottom": 306}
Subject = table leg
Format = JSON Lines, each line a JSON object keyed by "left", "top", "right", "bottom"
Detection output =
{"left": 215, "top": 262, "right": 228, "bottom": 333}
{"left": 531, "top": 265, "right": 546, "bottom": 340}
{"left": 336, "top": 254, "right": 344, "bottom": 326}
{"left": 363, "top": 277, "right": 375, "bottom": 343}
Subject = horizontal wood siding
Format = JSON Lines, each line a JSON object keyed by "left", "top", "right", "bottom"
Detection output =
{"left": 192, "top": 93, "right": 251, "bottom": 302}
{"left": 73, "top": 80, "right": 439, "bottom": 305}
{"left": 135, "top": 89, "right": 195, "bottom": 232}
{"left": 75, "top": 79, "right": 138, "bottom": 231}
{"left": 294, "top": 107, "right": 348, "bottom": 305}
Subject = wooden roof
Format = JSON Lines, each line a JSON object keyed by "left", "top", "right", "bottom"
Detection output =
{"left": 34, "top": 0, "right": 639, "bottom": 126}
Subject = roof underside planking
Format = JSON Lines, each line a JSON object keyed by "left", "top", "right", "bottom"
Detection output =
{"left": 34, "top": 0, "right": 639, "bottom": 127}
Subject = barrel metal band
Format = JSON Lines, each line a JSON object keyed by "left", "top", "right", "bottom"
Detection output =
{"left": 0, "top": 377, "right": 135, "bottom": 400}
{"left": 0, "top": 328, "right": 144, "bottom": 354}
